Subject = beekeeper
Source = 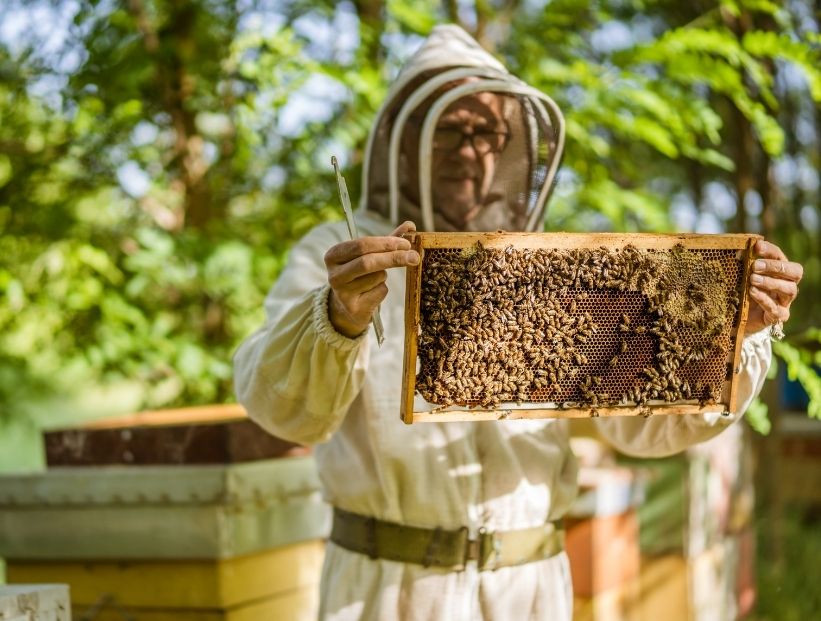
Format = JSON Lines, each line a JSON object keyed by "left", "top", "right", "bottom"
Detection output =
{"left": 234, "top": 25, "right": 802, "bottom": 621}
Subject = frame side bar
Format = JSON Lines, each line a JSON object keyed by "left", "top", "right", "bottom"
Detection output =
{"left": 728, "top": 236, "right": 758, "bottom": 414}
{"left": 401, "top": 234, "right": 424, "bottom": 424}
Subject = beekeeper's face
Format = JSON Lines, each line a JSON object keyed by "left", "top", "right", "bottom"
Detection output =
{"left": 403, "top": 92, "right": 509, "bottom": 229}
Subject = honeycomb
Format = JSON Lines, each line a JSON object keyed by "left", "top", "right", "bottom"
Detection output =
{"left": 415, "top": 243, "right": 744, "bottom": 411}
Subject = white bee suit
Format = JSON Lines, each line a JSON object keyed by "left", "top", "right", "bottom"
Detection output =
{"left": 233, "top": 25, "right": 772, "bottom": 621}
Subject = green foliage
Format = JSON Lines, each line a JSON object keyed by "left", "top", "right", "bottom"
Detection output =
{"left": 0, "top": 3, "right": 342, "bottom": 427}
{"left": 387, "top": 0, "right": 439, "bottom": 33}
{"left": 773, "top": 335, "right": 821, "bottom": 420}
{"left": 744, "top": 396, "right": 772, "bottom": 435}
{"left": 0, "top": 0, "right": 819, "bottom": 441}
{"left": 744, "top": 353, "right": 779, "bottom": 435}
{"left": 752, "top": 508, "right": 821, "bottom": 621}
{"left": 744, "top": 328, "right": 821, "bottom": 435}
{"left": 743, "top": 31, "right": 821, "bottom": 100}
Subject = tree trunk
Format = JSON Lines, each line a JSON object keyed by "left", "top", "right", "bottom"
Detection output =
{"left": 686, "top": 160, "right": 704, "bottom": 221}
{"left": 722, "top": 8, "right": 756, "bottom": 234}
{"left": 352, "top": 0, "right": 386, "bottom": 67}
{"left": 127, "top": 0, "right": 215, "bottom": 231}
{"left": 731, "top": 105, "right": 756, "bottom": 233}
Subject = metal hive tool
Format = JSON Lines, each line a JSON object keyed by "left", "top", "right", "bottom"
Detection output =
{"left": 400, "top": 232, "right": 760, "bottom": 424}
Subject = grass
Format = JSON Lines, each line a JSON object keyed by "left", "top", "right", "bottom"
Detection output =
{"left": 751, "top": 506, "right": 821, "bottom": 620}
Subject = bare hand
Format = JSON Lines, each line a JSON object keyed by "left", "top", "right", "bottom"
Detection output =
{"left": 324, "top": 221, "right": 418, "bottom": 338}
{"left": 745, "top": 240, "right": 803, "bottom": 335}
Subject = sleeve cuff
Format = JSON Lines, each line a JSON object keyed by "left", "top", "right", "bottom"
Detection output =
{"left": 311, "top": 284, "right": 369, "bottom": 351}
{"left": 741, "top": 327, "right": 772, "bottom": 364}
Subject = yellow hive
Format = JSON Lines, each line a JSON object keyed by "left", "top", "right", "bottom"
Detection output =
{"left": 7, "top": 541, "right": 325, "bottom": 621}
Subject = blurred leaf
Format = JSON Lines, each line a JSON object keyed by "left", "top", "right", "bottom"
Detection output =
{"left": 773, "top": 341, "right": 821, "bottom": 420}
{"left": 745, "top": 397, "right": 771, "bottom": 434}
{"left": 0, "top": 0, "right": 818, "bottom": 445}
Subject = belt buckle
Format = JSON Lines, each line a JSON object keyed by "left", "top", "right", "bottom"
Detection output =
{"left": 466, "top": 537, "right": 480, "bottom": 563}
{"left": 464, "top": 529, "right": 485, "bottom": 565}
{"left": 458, "top": 526, "right": 476, "bottom": 569}
{"left": 473, "top": 528, "right": 503, "bottom": 571}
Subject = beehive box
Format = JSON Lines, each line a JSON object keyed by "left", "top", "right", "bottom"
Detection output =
{"left": 402, "top": 232, "right": 760, "bottom": 423}
{"left": 630, "top": 534, "right": 750, "bottom": 621}
{"left": 0, "top": 584, "right": 71, "bottom": 621}
{"left": 7, "top": 541, "right": 323, "bottom": 621}
{"left": 0, "top": 456, "right": 330, "bottom": 560}
{"left": 571, "top": 530, "right": 750, "bottom": 621}
{"left": 616, "top": 417, "right": 753, "bottom": 557}
{"left": 43, "top": 405, "right": 305, "bottom": 467}
{"left": 565, "top": 467, "right": 641, "bottom": 599}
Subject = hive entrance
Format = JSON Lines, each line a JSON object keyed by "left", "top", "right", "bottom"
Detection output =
{"left": 401, "top": 232, "right": 759, "bottom": 424}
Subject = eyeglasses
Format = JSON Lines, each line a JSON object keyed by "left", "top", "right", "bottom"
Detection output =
{"left": 433, "top": 128, "right": 510, "bottom": 155}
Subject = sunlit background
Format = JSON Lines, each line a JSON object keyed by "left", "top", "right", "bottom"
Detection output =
{"left": 1, "top": 1, "right": 819, "bottom": 619}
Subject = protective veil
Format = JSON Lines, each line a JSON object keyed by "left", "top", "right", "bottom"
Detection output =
{"left": 363, "top": 26, "right": 564, "bottom": 233}
{"left": 234, "top": 25, "right": 772, "bottom": 621}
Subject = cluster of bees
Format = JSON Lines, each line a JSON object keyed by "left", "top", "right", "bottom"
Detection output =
{"left": 417, "top": 242, "right": 741, "bottom": 411}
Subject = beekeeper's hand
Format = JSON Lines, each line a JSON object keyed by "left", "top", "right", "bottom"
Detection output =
{"left": 746, "top": 240, "right": 803, "bottom": 336}
{"left": 325, "top": 221, "right": 418, "bottom": 338}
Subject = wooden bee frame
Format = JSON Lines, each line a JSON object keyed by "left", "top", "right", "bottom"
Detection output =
{"left": 401, "top": 232, "right": 761, "bottom": 424}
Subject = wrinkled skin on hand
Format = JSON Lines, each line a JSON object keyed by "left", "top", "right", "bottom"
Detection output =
{"left": 745, "top": 239, "right": 803, "bottom": 335}
{"left": 325, "top": 221, "right": 419, "bottom": 338}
